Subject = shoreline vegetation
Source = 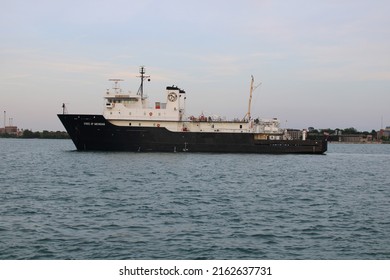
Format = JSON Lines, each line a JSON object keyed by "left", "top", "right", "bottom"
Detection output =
{"left": 0, "top": 130, "right": 69, "bottom": 139}
{"left": 307, "top": 127, "right": 389, "bottom": 143}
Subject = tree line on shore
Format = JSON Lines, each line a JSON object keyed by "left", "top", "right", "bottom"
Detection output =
{"left": 0, "top": 130, "right": 69, "bottom": 139}
{"left": 309, "top": 127, "right": 376, "bottom": 135}
{"left": 307, "top": 127, "right": 389, "bottom": 141}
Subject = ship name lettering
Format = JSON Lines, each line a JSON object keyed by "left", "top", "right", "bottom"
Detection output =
{"left": 83, "top": 122, "right": 105, "bottom": 126}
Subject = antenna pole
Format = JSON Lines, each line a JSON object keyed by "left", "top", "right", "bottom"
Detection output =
{"left": 62, "top": 103, "right": 67, "bottom": 114}
{"left": 137, "top": 66, "right": 150, "bottom": 99}
{"left": 381, "top": 115, "right": 383, "bottom": 130}
{"left": 140, "top": 66, "right": 145, "bottom": 98}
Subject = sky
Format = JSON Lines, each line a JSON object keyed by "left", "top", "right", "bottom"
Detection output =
{"left": 1, "top": 0, "right": 389, "bottom": 131}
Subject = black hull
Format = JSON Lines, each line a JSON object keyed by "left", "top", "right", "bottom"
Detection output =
{"left": 58, "top": 114, "right": 327, "bottom": 154}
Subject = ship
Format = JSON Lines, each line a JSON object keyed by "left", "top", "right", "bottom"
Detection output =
{"left": 58, "top": 66, "right": 327, "bottom": 154}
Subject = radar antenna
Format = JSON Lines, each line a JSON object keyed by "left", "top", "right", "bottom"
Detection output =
{"left": 108, "top": 79, "right": 124, "bottom": 94}
{"left": 136, "top": 66, "right": 150, "bottom": 99}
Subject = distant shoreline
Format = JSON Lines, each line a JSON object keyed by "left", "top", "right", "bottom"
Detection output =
{"left": 0, "top": 130, "right": 69, "bottom": 139}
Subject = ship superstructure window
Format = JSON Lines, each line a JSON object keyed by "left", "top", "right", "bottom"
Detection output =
{"left": 240, "top": 125, "right": 242, "bottom": 129}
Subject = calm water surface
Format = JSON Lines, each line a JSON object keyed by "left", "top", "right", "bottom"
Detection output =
{"left": 0, "top": 139, "right": 389, "bottom": 259}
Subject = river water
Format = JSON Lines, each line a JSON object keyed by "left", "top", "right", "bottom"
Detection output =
{"left": 0, "top": 139, "right": 389, "bottom": 259}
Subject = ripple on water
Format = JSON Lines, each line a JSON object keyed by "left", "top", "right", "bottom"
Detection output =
{"left": 0, "top": 140, "right": 389, "bottom": 259}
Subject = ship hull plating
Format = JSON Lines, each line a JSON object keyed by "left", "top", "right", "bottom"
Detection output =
{"left": 58, "top": 114, "right": 327, "bottom": 154}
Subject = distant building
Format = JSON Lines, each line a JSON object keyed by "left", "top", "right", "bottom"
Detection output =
{"left": 377, "top": 127, "right": 390, "bottom": 141}
{"left": 0, "top": 126, "right": 19, "bottom": 136}
{"left": 383, "top": 127, "right": 390, "bottom": 138}
{"left": 338, "top": 134, "right": 363, "bottom": 143}
{"left": 337, "top": 134, "right": 375, "bottom": 143}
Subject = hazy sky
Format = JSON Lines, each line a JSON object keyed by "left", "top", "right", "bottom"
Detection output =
{"left": 1, "top": 0, "right": 389, "bottom": 131}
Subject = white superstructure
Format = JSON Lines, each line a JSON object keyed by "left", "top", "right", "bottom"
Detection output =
{"left": 102, "top": 67, "right": 287, "bottom": 139}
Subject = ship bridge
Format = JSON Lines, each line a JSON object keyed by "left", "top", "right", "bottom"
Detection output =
{"left": 103, "top": 69, "right": 187, "bottom": 123}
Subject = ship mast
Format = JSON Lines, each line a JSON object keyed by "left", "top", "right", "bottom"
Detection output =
{"left": 136, "top": 66, "right": 150, "bottom": 99}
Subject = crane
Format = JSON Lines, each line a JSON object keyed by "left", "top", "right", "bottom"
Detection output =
{"left": 243, "top": 75, "right": 262, "bottom": 121}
